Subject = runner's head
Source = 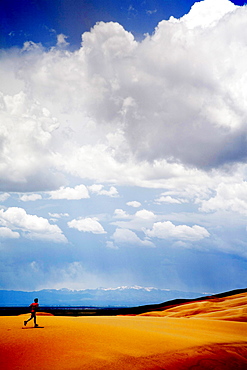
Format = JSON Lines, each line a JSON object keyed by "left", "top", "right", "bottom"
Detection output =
{"left": 34, "top": 298, "right": 38, "bottom": 303}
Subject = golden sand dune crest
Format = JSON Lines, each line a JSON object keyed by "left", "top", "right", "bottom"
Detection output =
{"left": 139, "top": 292, "right": 247, "bottom": 321}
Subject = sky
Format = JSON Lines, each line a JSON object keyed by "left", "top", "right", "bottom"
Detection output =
{"left": 0, "top": 0, "right": 247, "bottom": 294}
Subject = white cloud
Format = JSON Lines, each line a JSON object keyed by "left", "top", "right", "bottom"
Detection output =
{"left": 49, "top": 185, "right": 89, "bottom": 200}
{"left": 56, "top": 34, "right": 69, "bottom": 47}
{"left": 0, "top": 227, "right": 20, "bottom": 239}
{"left": 112, "top": 228, "right": 155, "bottom": 248}
{"left": 0, "top": 52, "right": 25, "bottom": 95}
{"left": 106, "top": 241, "right": 119, "bottom": 250}
{"left": 0, "top": 193, "right": 10, "bottom": 202}
{"left": 146, "top": 9, "right": 157, "bottom": 15}
{"left": 0, "top": 91, "right": 62, "bottom": 192}
{"left": 135, "top": 209, "right": 156, "bottom": 220}
{"left": 88, "top": 184, "right": 118, "bottom": 197}
{"left": 114, "top": 209, "right": 130, "bottom": 219}
{"left": 126, "top": 201, "right": 141, "bottom": 208}
{"left": 22, "top": 41, "right": 43, "bottom": 52}
{"left": 112, "top": 208, "right": 157, "bottom": 231}
{"left": 199, "top": 181, "right": 247, "bottom": 215}
{"left": 171, "top": 0, "right": 237, "bottom": 29}
{"left": 155, "top": 195, "right": 185, "bottom": 204}
{"left": 0, "top": 207, "right": 67, "bottom": 243}
{"left": 113, "top": 207, "right": 210, "bottom": 243}
{"left": 145, "top": 221, "right": 210, "bottom": 241}
{"left": 20, "top": 194, "right": 42, "bottom": 201}
{"left": 0, "top": 0, "right": 247, "bottom": 194}
{"left": 48, "top": 212, "right": 69, "bottom": 219}
{"left": 68, "top": 217, "right": 106, "bottom": 234}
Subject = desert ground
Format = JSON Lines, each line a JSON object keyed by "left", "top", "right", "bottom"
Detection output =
{"left": 0, "top": 292, "right": 246, "bottom": 369}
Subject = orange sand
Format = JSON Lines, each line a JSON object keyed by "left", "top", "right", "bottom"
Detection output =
{"left": 140, "top": 292, "right": 247, "bottom": 321}
{"left": 0, "top": 293, "right": 246, "bottom": 369}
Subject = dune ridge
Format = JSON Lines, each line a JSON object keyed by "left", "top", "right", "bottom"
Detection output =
{"left": 139, "top": 292, "right": 247, "bottom": 321}
{"left": 0, "top": 291, "right": 246, "bottom": 369}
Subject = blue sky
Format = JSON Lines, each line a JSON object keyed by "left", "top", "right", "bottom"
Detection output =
{"left": 0, "top": 0, "right": 247, "bottom": 294}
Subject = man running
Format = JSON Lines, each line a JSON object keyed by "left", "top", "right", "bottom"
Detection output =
{"left": 24, "top": 298, "right": 39, "bottom": 327}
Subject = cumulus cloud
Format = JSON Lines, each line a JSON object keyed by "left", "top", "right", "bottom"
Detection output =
{"left": 123, "top": 1, "right": 247, "bottom": 169}
{"left": 0, "top": 0, "right": 247, "bottom": 194}
{"left": 145, "top": 221, "right": 210, "bottom": 241}
{"left": 112, "top": 208, "right": 157, "bottom": 231}
{"left": 0, "top": 193, "right": 10, "bottom": 202}
{"left": 199, "top": 181, "right": 247, "bottom": 215}
{"left": 88, "top": 184, "right": 118, "bottom": 197}
{"left": 68, "top": 217, "right": 106, "bottom": 234}
{"left": 135, "top": 209, "right": 156, "bottom": 220}
{"left": 56, "top": 34, "right": 69, "bottom": 47}
{"left": 155, "top": 196, "right": 186, "bottom": 204}
{"left": 0, "top": 207, "right": 67, "bottom": 242}
{"left": 112, "top": 207, "right": 209, "bottom": 243}
{"left": 49, "top": 185, "right": 89, "bottom": 200}
{"left": 106, "top": 241, "right": 119, "bottom": 250}
{"left": 49, "top": 212, "right": 69, "bottom": 219}
{"left": 126, "top": 201, "right": 141, "bottom": 208}
{"left": 20, "top": 194, "right": 42, "bottom": 201}
{"left": 112, "top": 228, "right": 155, "bottom": 248}
{"left": 114, "top": 209, "right": 130, "bottom": 219}
{"left": 0, "top": 91, "right": 62, "bottom": 192}
{"left": 173, "top": 0, "right": 237, "bottom": 29}
{"left": 0, "top": 226, "right": 20, "bottom": 239}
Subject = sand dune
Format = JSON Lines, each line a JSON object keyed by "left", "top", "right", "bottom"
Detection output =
{"left": 0, "top": 292, "right": 246, "bottom": 369}
{"left": 139, "top": 292, "right": 247, "bottom": 321}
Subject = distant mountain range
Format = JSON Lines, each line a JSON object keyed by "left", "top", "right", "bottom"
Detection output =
{"left": 0, "top": 286, "right": 209, "bottom": 307}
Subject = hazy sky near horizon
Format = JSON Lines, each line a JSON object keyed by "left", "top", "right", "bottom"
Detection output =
{"left": 1, "top": 0, "right": 247, "bottom": 293}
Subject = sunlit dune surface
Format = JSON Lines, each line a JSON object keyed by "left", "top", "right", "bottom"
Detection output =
{"left": 139, "top": 292, "right": 247, "bottom": 321}
{"left": 0, "top": 292, "right": 246, "bottom": 369}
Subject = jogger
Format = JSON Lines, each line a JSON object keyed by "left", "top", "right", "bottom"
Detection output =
{"left": 24, "top": 298, "right": 39, "bottom": 327}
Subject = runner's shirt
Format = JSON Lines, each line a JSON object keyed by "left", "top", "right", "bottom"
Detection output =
{"left": 30, "top": 302, "right": 39, "bottom": 313}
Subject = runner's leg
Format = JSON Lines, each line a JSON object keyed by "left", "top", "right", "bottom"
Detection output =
{"left": 24, "top": 313, "right": 34, "bottom": 325}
